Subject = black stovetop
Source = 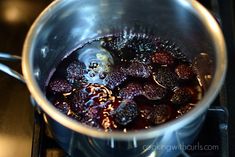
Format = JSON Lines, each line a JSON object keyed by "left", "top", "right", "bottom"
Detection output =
{"left": 0, "top": 0, "right": 234, "bottom": 157}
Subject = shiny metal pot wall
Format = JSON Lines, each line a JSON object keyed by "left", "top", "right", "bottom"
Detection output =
{"left": 19, "top": 0, "right": 226, "bottom": 156}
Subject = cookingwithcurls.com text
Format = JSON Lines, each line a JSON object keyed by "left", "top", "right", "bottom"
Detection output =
{"left": 143, "top": 142, "right": 219, "bottom": 152}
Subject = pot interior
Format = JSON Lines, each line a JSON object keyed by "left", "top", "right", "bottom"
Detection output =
{"left": 24, "top": 0, "right": 226, "bottom": 138}
{"left": 31, "top": 0, "right": 216, "bottom": 91}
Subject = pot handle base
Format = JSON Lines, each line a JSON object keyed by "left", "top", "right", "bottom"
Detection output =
{"left": 0, "top": 52, "right": 25, "bottom": 83}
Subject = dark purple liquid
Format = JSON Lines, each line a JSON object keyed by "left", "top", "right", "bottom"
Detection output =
{"left": 46, "top": 34, "right": 203, "bottom": 132}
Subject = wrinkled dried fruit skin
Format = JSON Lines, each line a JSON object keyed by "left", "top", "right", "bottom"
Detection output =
{"left": 46, "top": 34, "right": 203, "bottom": 131}
{"left": 143, "top": 84, "right": 167, "bottom": 100}
{"left": 101, "top": 35, "right": 158, "bottom": 64}
{"left": 126, "top": 62, "right": 152, "bottom": 78}
{"left": 66, "top": 61, "right": 86, "bottom": 83}
{"left": 171, "top": 87, "right": 194, "bottom": 105}
{"left": 119, "top": 83, "right": 144, "bottom": 99}
{"left": 112, "top": 100, "right": 139, "bottom": 126}
{"left": 157, "top": 40, "right": 188, "bottom": 62}
{"left": 149, "top": 104, "right": 172, "bottom": 124}
{"left": 104, "top": 70, "right": 127, "bottom": 89}
{"left": 70, "top": 89, "right": 89, "bottom": 113}
{"left": 153, "top": 68, "right": 178, "bottom": 89}
{"left": 119, "top": 83, "right": 168, "bottom": 101}
{"left": 81, "top": 106, "right": 101, "bottom": 128}
{"left": 120, "top": 36, "right": 156, "bottom": 63}
{"left": 152, "top": 51, "right": 175, "bottom": 65}
{"left": 101, "top": 36, "right": 137, "bottom": 63}
{"left": 175, "top": 64, "right": 195, "bottom": 80}
{"left": 49, "top": 79, "right": 72, "bottom": 93}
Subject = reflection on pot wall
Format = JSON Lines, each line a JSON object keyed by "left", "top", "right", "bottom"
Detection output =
{"left": 46, "top": 113, "right": 205, "bottom": 157}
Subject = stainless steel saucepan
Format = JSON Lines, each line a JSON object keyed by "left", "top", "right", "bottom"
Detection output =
{"left": 0, "top": 0, "right": 227, "bottom": 156}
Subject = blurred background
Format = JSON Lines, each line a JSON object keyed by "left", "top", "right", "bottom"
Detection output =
{"left": 0, "top": 1, "right": 52, "bottom": 157}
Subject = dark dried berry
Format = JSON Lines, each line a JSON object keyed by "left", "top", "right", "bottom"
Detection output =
{"left": 127, "top": 62, "right": 152, "bottom": 78}
{"left": 104, "top": 71, "right": 127, "bottom": 89}
{"left": 118, "top": 49, "right": 137, "bottom": 62}
{"left": 175, "top": 64, "right": 195, "bottom": 80}
{"left": 86, "top": 107, "right": 99, "bottom": 119}
{"left": 49, "top": 79, "right": 72, "bottom": 93}
{"left": 54, "top": 101, "right": 71, "bottom": 114}
{"left": 143, "top": 84, "right": 167, "bottom": 100}
{"left": 171, "top": 49, "right": 188, "bottom": 62}
{"left": 70, "top": 97, "right": 81, "bottom": 113}
{"left": 119, "top": 83, "right": 143, "bottom": 99}
{"left": 120, "top": 36, "right": 156, "bottom": 63}
{"left": 176, "top": 104, "right": 194, "bottom": 118}
{"left": 152, "top": 51, "right": 174, "bottom": 65}
{"left": 149, "top": 104, "right": 172, "bottom": 124}
{"left": 74, "top": 105, "right": 101, "bottom": 128}
{"left": 70, "top": 100, "right": 83, "bottom": 113}
{"left": 156, "top": 40, "right": 188, "bottom": 61}
{"left": 171, "top": 87, "right": 194, "bottom": 105}
{"left": 135, "top": 52, "right": 152, "bottom": 64}
{"left": 77, "top": 88, "right": 90, "bottom": 100}
{"left": 46, "top": 34, "right": 202, "bottom": 130}
{"left": 153, "top": 68, "right": 178, "bottom": 89}
{"left": 66, "top": 61, "right": 85, "bottom": 83}
{"left": 70, "top": 89, "right": 89, "bottom": 113}
{"left": 113, "top": 100, "right": 138, "bottom": 126}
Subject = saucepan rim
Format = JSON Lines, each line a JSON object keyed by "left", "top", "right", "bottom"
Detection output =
{"left": 22, "top": 0, "right": 227, "bottom": 140}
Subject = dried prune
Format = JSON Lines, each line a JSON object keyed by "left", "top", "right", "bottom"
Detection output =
{"left": 112, "top": 100, "right": 139, "bottom": 126}
{"left": 66, "top": 61, "right": 85, "bottom": 83}
{"left": 143, "top": 84, "right": 167, "bottom": 100}
{"left": 171, "top": 87, "right": 194, "bottom": 105}
{"left": 152, "top": 51, "right": 174, "bottom": 65}
{"left": 46, "top": 34, "right": 203, "bottom": 131}
{"left": 175, "top": 64, "right": 195, "bottom": 80}
{"left": 82, "top": 106, "right": 101, "bottom": 128}
{"left": 148, "top": 104, "right": 172, "bottom": 125}
{"left": 70, "top": 89, "right": 89, "bottom": 113}
{"left": 104, "top": 70, "right": 127, "bottom": 89}
{"left": 120, "top": 36, "right": 156, "bottom": 63}
{"left": 49, "top": 79, "right": 72, "bottom": 93}
{"left": 153, "top": 68, "right": 178, "bottom": 89}
{"left": 119, "top": 83, "right": 143, "bottom": 99}
{"left": 157, "top": 40, "right": 187, "bottom": 62}
{"left": 127, "top": 62, "right": 152, "bottom": 78}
